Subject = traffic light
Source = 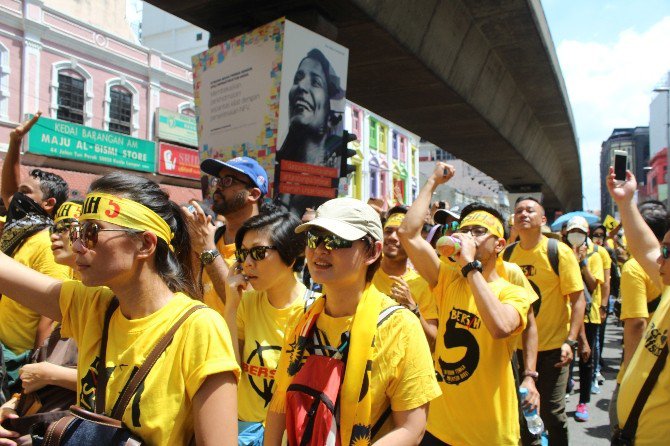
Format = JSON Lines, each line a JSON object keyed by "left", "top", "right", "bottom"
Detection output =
{"left": 339, "top": 130, "right": 357, "bottom": 178}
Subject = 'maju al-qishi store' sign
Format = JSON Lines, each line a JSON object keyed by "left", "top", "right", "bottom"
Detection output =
{"left": 27, "top": 116, "right": 156, "bottom": 173}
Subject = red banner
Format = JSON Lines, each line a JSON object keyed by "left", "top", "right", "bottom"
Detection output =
{"left": 278, "top": 182, "right": 336, "bottom": 198}
{"left": 280, "top": 160, "right": 339, "bottom": 178}
{"left": 279, "top": 171, "right": 334, "bottom": 188}
{"left": 158, "top": 142, "right": 200, "bottom": 180}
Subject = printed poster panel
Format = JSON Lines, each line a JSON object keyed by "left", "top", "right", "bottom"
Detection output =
{"left": 275, "top": 20, "right": 349, "bottom": 216}
{"left": 193, "top": 18, "right": 284, "bottom": 198}
{"left": 158, "top": 142, "right": 200, "bottom": 180}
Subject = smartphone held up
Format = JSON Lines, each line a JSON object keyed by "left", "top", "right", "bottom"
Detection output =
{"left": 613, "top": 150, "right": 627, "bottom": 181}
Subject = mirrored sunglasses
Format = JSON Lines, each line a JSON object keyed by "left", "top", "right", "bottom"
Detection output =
{"left": 306, "top": 231, "right": 355, "bottom": 250}
{"left": 662, "top": 245, "right": 670, "bottom": 260}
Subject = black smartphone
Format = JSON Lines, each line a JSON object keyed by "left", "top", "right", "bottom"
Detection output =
{"left": 614, "top": 150, "right": 627, "bottom": 181}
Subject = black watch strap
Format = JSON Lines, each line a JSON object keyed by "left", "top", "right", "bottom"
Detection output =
{"left": 461, "top": 261, "right": 483, "bottom": 277}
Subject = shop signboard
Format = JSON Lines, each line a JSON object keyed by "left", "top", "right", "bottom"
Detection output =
{"left": 156, "top": 108, "right": 198, "bottom": 147}
{"left": 27, "top": 116, "right": 155, "bottom": 172}
{"left": 158, "top": 142, "right": 200, "bottom": 180}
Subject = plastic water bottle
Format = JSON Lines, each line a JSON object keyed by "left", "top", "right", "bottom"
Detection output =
{"left": 436, "top": 235, "right": 461, "bottom": 257}
{"left": 519, "top": 387, "right": 544, "bottom": 435}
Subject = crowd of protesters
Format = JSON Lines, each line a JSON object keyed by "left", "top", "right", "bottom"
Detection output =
{"left": 0, "top": 113, "right": 667, "bottom": 446}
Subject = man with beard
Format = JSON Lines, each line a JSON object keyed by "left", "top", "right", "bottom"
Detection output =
{"left": 187, "top": 156, "right": 268, "bottom": 316}
{"left": 372, "top": 206, "right": 438, "bottom": 349}
{"left": 0, "top": 113, "right": 70, "bottom": 397}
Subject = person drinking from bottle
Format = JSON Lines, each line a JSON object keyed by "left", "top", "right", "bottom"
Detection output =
{"left": 0, "top": 172, "right": 240, "bottom": 445}
{"left": 398, "top": 162, "right": 531, "bottom": 446}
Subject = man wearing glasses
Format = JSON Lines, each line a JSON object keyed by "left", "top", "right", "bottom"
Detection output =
{"left": 0, "top": 113, "right": 71, "bottom": 398}
{"left": 186, "top": 156, "right": 269, "bottom": 316}
{"left": 398, "top": 163, "right": 531, "bottom": 446}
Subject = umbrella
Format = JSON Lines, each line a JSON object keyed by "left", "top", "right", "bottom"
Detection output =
{"left": 550, "top": 211, "right": 600, "bottom": 232}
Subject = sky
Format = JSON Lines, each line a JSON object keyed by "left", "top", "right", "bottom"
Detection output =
{"left": 540, "top": 0, "right": 670, "bottom": 212}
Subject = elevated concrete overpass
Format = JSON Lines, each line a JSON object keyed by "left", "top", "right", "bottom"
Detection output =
{"left": 147, "top": 0, "right": 582, "bottom": 212}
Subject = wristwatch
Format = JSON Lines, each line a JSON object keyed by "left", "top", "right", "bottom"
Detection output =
{"left": 461, "top": 260, "right": 483, "bottom": 277}
{"left": 199, "top": 249, "right": 220, "bottom": 266}
{"left": 408, "top": 304, "right": 421, "bottom": 318}
{"left": 565, "top": 339, "right": 578, "bottom": 350}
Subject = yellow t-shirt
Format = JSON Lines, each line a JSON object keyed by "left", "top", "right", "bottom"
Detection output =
{"left": 59, "top": 281, "right": 240, "bottom": 445}
{"left": 372, "top": 267, "right": 438, "bottom": 320}
{"left": 0, "top": 230, "right": 71, "bottom": 353}
{"left": 201, "top": 236, "right": 237, "bottom": 316}
{"left": 269, "top": 291, "right": 441, "bottom": 439}
{"left": 237, "top": 286, "right": 306, "bottom": 422}
{"left": 499, "top": 260, "right": 539, "bottom": 351}
{"left": 592, "top": 244, "right": 612, "bottom": 271}
{"left": 617, "top": 286, "right": 670, "bottom": 445}
{"left": 505, "top": 237, "right": 583, "bottom": 351}
{"left": 584, "top": 249, "right": 604, "bottom": 324}
{"left": 617, "top": 258, "right": 663, "bottom": 383}
{"left": 621, "top": 259, "right": 662, "bottom": 321}
{"left": 427, "top": 262, "right": 530, "bottom": 445}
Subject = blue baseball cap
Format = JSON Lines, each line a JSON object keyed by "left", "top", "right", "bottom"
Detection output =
{"left": 201, "top": 156, "right": 268, "bottom": 195}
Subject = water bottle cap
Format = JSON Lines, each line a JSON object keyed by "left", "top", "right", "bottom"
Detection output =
{"left": 519, "top": 386, "right": 528, "bottom": 397}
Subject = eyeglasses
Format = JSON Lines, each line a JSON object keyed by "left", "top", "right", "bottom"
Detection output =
{"left": 306, "top": 231, "right": 356, "bottom": 250}
{"left": 71, "top": 222, "right": 142, "bottom": 249}
{"left": 50, "top": 221, "right": 78, "bottom": 236}
{"left": 458, "top": 226, "right": 489, "bottom": 237}
{"left": 592, "top": 234, "right": 605, "bottom": 239}
{"left": 212, "top": 175, "right": 252, "bottom": 189}
{"left": 235, "top": 245, "right": 276, "bottom": 262}
{"left": 662, "top": 245, "right": 670, "bottom": 260}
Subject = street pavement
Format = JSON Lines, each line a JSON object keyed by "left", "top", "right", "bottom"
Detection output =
{"left": 567, "top": 315, "right": 622, "bottom": 444}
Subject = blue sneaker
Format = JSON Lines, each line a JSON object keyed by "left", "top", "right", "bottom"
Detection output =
{"left": 591, "top": 382, "right": 601, "bottom": 394}
{"left": 575, "top": 403, "right": 589, "bottom": 422}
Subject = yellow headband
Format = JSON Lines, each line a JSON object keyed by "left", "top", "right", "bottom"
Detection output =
{"left": 54, "top": 201, "right": 82, "bottom": 224}
{"left": 460, "top": 210, "right": 504, "bottom": 239}
{"left": 80, "top": 192, "right": 174, "bottom": 251}
{"left": 384, "top": 213, "right": 405, "bottom": 229}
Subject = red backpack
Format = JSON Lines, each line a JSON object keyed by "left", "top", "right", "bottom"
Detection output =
{"left": 285, "top": 305, "right": 401, "bottom": 446}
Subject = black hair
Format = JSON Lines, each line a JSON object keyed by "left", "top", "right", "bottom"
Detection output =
{"left": 514, "top": 196, "right": 542, "bottom": 206}
{"left": 591, "top": 224, "right": 607, "bottom": 235}
{"left": 30, "top": 169, "right": 69, "bottom": 216}
{"left": 386, "top": 205, "right": 408, "bottom": 218}
{"left": 638, "top": 200, "right": 669, "bottom": 242}
{"left": 235, "top": 209, "right": 305, "bottom": 272}
{"left": 459, "top": 202, "right": 505, "bottom": 232}
{"left": 88, "top": 172, "right": 198, "bottom": 298}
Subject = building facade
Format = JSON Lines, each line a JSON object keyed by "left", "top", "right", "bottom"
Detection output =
{"left": 600, "top": 127, "right": 649, "bottom": 217}
{"left": 341, "top": 101, "right": 420, "bottom": 208}
{"left": 0, "top": 0, "right": 200, "bottom": 202}
{"left": 644, "top": 147, "right": 667, "bottom": 203}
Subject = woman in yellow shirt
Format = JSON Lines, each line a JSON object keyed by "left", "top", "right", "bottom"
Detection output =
{"left": 223, "top": 210, "right": 307, "bottom": 444}
{"left": 264, "top": 197, "right": 441, "bottom": 446}
{"left": 0, "top": 172, "right": 239, "bottom": 445}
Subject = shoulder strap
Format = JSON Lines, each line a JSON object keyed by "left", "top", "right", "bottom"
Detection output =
{"left": 503, "top": 242, "right": 518, "bottom": 262}
{"left": 109, "top": 304, "right": 207, "bottom": 420}
{"left": 620, "top": 342, "right": 669, "bottom": 442}
{"left": 214, "top": 225, "right": 226, "bottom": 245}
{"left": 647, "top": 295, "right": 662, "bottom": 314}
{"left": 96, "top": 298, "right": 120, "bottom": 414}
{"left": 547, "top": 238, "right": 560, "bottom": 276}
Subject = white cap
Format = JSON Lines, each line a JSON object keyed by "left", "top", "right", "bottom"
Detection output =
{"left": 566, "top": 216, "right": 589, "bottom": 233}
{"left": 295, "top": 197, "right": 383, "bottom": 241}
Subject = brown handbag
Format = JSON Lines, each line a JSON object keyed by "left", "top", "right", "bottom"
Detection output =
{"left": 33, "top": 299, "right": 206, "bottom": 446}
{"left": 2, "top": 325, "right": 78, "bottom": 435}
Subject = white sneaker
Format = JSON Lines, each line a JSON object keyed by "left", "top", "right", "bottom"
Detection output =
{"left": 596, "top": 372, "right": 605, "bottom": 385}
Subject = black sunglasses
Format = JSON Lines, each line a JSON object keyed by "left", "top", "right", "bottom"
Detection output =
{"left": 50, "top": 221, "right": 78, "bottom": 236}
{"left": 235, "top": 245, "right": 276, "bottom": 263}
{"left": 71, "top": 222, "right": 142, "bottom": 249}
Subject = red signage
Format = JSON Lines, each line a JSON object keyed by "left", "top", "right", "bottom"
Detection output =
{"left": 158, "top": 142, "right": 200, "bottom": 180}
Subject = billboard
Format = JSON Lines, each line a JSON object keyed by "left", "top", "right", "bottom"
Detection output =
{"left": 158, "top": 142, "right": 200, "bottom": 180}
{"left": 193, "top": 18, "right": 349, "bottom": 215}
{"left": 27, "top": 116, "right": 155, "bottom": 172}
